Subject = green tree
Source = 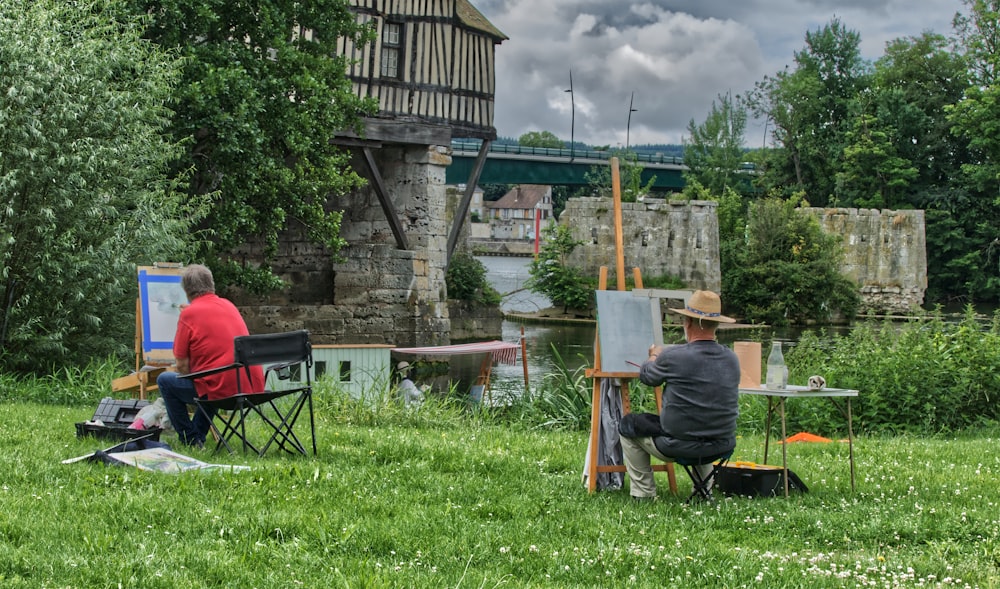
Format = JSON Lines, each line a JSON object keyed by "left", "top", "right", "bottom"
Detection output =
{"left": 834, "top": 108, "right": 918, "bottom": 208}
{"left": 129, "top": 0, "right": 376, "bottom": 290}
{"left": 0, "top": 0, "right": 198, "bottom": 371}
{"left": 518, "top": 130, "right": 564, "bottom": 149}
{"left": 682, "top": 179, "right": 747, "bottom": 245}
{"left": 949, "top": 0, "right": 1000, "bottom": 196}
{"left": 482, "top": 184, "right": 513, "bottom": 201}
{"left": 722, "top": 197, "right": 859, "bottom": 325}
{"left": 748, "top": 19, "right": 870, "bottom": 205}
{"left": 683, "top": 93, "right": 749, "bottom": 196}
{"left": 953, "top": 0, "right": 1000, "bottom": 86}
{"left": 526, "top": 223, "right": 593, "bottom": 313}
{"left": 872, "top": 32, "right": 970, "bottom": 206}
{"left": 550, "top": 185, "right": 571, "bottom": 219}
{"left": 945, "top": 0, "right": 1000, "bottom": 301}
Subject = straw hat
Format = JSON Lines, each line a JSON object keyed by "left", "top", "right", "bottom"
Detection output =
{"left": 396, "top": 361, "right": 411, "bottom": 372}
{"left": 667, "top": 290, "right": 736, "bottom": 323}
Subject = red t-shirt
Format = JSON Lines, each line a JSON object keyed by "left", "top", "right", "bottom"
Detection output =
{"left": 174, "top": 293, "right": 264, "bottom": 400}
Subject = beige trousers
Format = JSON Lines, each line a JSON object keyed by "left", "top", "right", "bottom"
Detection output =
{"left": 620, "top": 436, "right": 714, "bottom": 498}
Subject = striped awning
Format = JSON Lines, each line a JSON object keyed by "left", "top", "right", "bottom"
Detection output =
{"left": 391, "top": 341, "right": 519, "bottom": 365}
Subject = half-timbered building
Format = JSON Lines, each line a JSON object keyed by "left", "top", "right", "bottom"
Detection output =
{"left": 341, "top": 0, "right": 505, "bottom": 141}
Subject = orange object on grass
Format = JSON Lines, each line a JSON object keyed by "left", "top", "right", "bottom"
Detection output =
{"left": 783, "top": 432, "right": 832, "bottom": 443}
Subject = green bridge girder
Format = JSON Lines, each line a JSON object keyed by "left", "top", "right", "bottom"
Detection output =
{"left": 446, "top": 141, "right": 687, "bottom": 190}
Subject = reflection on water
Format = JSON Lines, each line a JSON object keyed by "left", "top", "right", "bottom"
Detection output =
{"left": 448, "top": 320, "right": 594, "bottom": 398}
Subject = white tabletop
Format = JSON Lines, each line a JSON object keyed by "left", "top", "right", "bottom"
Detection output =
{"left": 739, "top": 384, "right": 859, "bottom": 398}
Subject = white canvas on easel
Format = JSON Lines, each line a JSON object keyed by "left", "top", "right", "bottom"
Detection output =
{"left": 584, "top": 157, "right": 677, "bottom": 495}
{"left": 595, "top": 290, "right": 663, "bottom": 374}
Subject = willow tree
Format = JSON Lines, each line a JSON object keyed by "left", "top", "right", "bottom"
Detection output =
{"left": 0, "top": 0, "right": 197, "bottom": 371}
{"left": 129, "top": 0, "right": 377, "bottom": 290}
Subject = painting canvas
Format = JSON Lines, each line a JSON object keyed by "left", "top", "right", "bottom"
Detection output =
{"left": 138, "top": 266, "right": 188, "bottom": 364}
{"left": 595, "top": 290, "right": 663, "bottom": 373}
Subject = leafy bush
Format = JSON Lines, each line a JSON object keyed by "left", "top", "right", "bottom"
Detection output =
{"left": 508, "top": 347, "right": 592, "bottom": 430}
{"left": 785, "top": 307, "right": 1000, "bottom": 434}
{"left": 584, "top": 149, "right": 656, "bottom": 202}
{"left": 723, "top": 197, "right": 859, "bottom": 325}
{"left": 446, "top": 251, "right": 501, "bottom": 305}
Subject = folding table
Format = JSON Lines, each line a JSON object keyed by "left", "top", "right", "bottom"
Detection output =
{"left": 739, "top": 385, "right": 859, "bottom": 496}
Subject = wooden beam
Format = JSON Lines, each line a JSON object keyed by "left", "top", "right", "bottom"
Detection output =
{"left": 352, "top": 118, "right": 453, "bottom": 146}
{"left": 361, "top": 147, "right": 409, "bottom": 250}
{"left": 446, "top": 139, "right": 491, "bottom": 264}
{"left": 329, "top": 136, "right": 383, "bottom": 149}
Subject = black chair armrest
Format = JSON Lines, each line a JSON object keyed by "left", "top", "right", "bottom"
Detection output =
{"left": 179, "top": 363, "right": 242, "bottom": 381}
{"left": 267, "top": 360, "right": 297, "bottom": 372}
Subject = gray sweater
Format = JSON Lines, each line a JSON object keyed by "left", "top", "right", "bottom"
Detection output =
{"left": 638, "top": 340, "right": 740, "bottom": 441}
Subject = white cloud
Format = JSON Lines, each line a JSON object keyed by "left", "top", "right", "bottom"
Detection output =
{"left": 477, "top": 0, "right": 966, "bottom": 146}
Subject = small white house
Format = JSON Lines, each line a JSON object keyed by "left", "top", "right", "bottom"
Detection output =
{"left": 267, "top": 344, "right": 392, "bottom": 400}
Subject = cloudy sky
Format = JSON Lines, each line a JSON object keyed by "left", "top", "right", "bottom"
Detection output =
{"left": 474, "top": 0, "right": 969, "bottom": 148}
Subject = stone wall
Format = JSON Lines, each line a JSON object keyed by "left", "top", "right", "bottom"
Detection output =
{"left": 557, "top": 198, "right": 925, "bottom": 314}
{"left": 447, "top": 299, "right": 504, "bottom": 341}
{"left": 559, "top": 197, "right": 722, "bottom": 291}
{"left": 802, "top": 207, "right": 927, "bottom": 314}
{"left": 232, "top": 145, "right": 454, "bottom": 347}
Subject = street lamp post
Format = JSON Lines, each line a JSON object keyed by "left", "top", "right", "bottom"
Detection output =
{"left": 564, "top": 71, "right": 575, "bottom": 161}
{"left": 626, "top": 91, "right": 638, "bottom": 152}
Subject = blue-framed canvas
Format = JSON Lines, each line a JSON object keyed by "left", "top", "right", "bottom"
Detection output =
{"left": 137, "top": 266, "right": 188, "bottom": 364}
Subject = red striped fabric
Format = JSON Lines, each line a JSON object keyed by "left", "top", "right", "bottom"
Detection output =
{"left": 391, "top": 341, "right": 520, "bottom": 365}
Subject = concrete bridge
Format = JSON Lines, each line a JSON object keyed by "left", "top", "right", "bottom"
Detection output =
{"left": 446, "top": 140, "right": 687, "bottom": 190}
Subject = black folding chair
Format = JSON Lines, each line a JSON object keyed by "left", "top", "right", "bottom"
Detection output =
{"left": 675, "top": 449, "right": 733, "bottom": 503}
{"left": 182, "top": 330, "right": 316, "bottom": 456}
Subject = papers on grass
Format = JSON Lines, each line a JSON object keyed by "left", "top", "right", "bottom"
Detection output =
{"left": 63, "top": 447, "right": 249, "bottom": 473}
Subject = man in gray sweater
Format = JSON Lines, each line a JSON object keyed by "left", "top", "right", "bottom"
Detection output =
{"left": 618, "top": 290, "right": 740, "bottom": 500}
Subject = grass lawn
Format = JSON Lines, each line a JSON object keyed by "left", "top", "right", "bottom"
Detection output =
{"left": 1, "top": 398, "right": 998, "bottom": 588}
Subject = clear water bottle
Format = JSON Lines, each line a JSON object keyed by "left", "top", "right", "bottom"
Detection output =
{"left": 766, "top": 341, "right": 787, "bottom": 389}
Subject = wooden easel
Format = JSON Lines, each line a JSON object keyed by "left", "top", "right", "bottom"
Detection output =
{"left": 584, "top": 158, "right": 677, "bottom": 494}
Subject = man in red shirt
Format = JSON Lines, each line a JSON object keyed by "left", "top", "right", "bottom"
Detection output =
{"left": 156, "top": 264, "right": 264, "bottom": 447}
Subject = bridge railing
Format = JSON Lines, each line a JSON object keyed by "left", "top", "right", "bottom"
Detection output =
{"left": 451, "top": 140, "right": 685, "bottom": 166}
